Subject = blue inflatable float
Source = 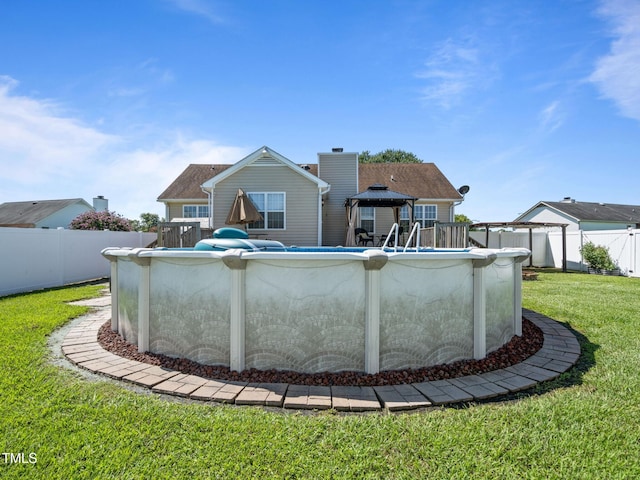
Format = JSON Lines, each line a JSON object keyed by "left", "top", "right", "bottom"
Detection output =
{"left": 194, "top": 227, "right": 286, "bottom": 252}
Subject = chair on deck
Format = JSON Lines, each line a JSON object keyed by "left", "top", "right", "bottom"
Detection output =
{"left": 355, "top": 228, "right": 374, "bottom": 246}
{"left": 385, "top": 226, "right": 404, "bottom": 247}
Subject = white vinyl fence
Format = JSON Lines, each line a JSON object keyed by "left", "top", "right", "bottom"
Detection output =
{"left": 0, "top": 227, "right": 156, "bottom": 296}
{"left": 470, "top": 228, "right": 640, "bottom": 277}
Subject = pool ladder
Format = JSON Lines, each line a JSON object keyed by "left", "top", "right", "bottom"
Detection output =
{"left": 381, "top": 222, "right": 421, "bottom": 252}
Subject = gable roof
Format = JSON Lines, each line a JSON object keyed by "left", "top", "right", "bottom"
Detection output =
{"left": 158, "top": 164, "right": 232, "bottom": 200}
{"left": 200, "top": 146, "right": 328, "bottom": 191}
{"left": 519, "top": 200, "right": 640, "bottom": 224}
{"left": 0, "top": 199, "right": 92, "bottom": 227}
{"left": 158, "top": 147, "right": 326, "bottom": 201}
{"left": 358, "top": 163, "right": 462, "bottom": 200}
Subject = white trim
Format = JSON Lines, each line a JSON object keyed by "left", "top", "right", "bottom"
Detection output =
{"left": 414, "top": 204, "right": 437, "bottom": 228}
{"left": 515, "top": 201, "right": 582, "bottom": 224}
{"left": 317, "top": 187, "right": 323, "bottom": 246}
{"left": 360, "top": 206, "right": 375, "bottom": 234}
{"left": 417, "top": 198, "right": 461, "bottom": 202}
{"left": 201, "top": 146, "right": 329, "bottom": 191}
{"left": 182, "top": 204, "right": 210, "bottom": 218}
{"left": 246, "top": 192, "right": 286, "bottom": 230}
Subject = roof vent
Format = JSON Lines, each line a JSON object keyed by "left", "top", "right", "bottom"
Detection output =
{"left": 561, "top": 197, "right": 575, "bottom": 203}
{"left": 332, "top": 147, "right": 343, "bottom": 153}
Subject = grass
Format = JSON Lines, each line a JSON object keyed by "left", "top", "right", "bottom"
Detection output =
{"left": 1, "top": 273, "right": 639, "bottom": 478}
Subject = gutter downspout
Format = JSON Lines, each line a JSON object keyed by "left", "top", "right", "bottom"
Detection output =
{"left": 201, "top": 186, "right": 213, "bottom": 229}
{"left": 451, "top": 196, "right": 465, "bottom": 222}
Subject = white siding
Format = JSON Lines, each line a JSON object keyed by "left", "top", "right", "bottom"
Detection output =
{"left": 37, "top": 203, "right": 93, "bottom": 229}
{"left": 517, "top": 206, "right": 580, "bottom": 230}
{"left": 519, "top": 206, "right": 634, "bottom": 232}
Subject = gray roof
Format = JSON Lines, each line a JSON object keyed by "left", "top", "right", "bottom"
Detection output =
{"left": 358, "top": 163, "right": 461, "bottom": 200}
{"left": 0, "top": 199, "right": 88, "bottom": 226}
{"left": 157, "top": 163, "right": 320, "bottom": 201}
{"left": 348, "top": 183, "right": 416, "bottom": 207}
{"left": 158, "top": 162, "right": 460, "bottom": 202}
{"left": 540, "top": 200, "right": 640, "bottom": 223}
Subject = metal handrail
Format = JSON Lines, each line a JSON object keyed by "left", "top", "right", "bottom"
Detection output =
{"left": 381, "top": 223, "right": 400, "bottom": 251}
{"left": 403, "top": 222, "right": 422, "bottom": 252}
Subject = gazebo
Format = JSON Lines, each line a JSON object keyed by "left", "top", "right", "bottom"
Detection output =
{"left": 344, "top": 184, "right": 416, "bottom": 246}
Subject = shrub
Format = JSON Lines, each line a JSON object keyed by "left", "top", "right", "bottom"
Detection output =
{"left": 70, "top": 210, "right": 133, "bottom": 231}
{"left": 580, "top": 241, "right": 617, "bottom": 271}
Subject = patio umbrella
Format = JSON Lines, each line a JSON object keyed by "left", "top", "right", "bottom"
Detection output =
{"left": 225, "top": 189, "right": 263, "bottom": 228}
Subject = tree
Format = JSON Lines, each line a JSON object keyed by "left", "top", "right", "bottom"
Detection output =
{"left": 134, "top": 212, "right": 160, "bottom": 232}
{"left": 359, "top": 149, "right": 423, "bottom": 164}
{"left": 70, "top": 210, "right": 132, "bottom": 231}
{"left": 455, "top": 213, "right": 472, "bottom": 224}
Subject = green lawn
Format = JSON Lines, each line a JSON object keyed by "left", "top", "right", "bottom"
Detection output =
{"left": 1, "top": 273, "right": 639, "bottom": 479}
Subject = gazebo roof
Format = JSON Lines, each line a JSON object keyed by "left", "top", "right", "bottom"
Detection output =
{"left": 347, "top": 184, "right": 416, "bottom": 208}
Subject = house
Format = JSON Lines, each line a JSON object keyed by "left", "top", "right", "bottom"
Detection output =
{"left": 515, "top": 197, "right": 640, "bottom": 232}
{"left": 157, "top": 146, "right": 464, "bottom": 246}
{"left": 0, "top": 197, "right": 106, "bottom": 229}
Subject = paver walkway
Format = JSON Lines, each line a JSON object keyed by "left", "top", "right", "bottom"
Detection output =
{"left": 61, "top": 294, "right": 580, "bottom": 412}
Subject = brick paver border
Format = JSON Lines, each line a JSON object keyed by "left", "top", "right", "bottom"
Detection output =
{"left": 60, "top": 295, "right": 581, "bottom": 412}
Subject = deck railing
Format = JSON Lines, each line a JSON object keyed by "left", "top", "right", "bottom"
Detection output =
{"left": 156, "top": 222, "right": 201, "bottom": 248}
{"left": 419, "top": 222, "right": 470, "bottom": 248}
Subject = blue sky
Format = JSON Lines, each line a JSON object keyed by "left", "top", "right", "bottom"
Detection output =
{"left": 1, "top": 0, "right": 638, "bottom": 222}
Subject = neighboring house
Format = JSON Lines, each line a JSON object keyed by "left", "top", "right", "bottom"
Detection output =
{"left": 515, "top": 197, "right": 640, "bottom": 232}
{"left": 157, "top": 146, "right": 464, "bottom": 246}
{"left": 0, "top": 198, "right": 100, "bottom": 229}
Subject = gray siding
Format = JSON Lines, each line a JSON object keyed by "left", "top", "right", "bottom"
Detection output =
{"left": 318, "top": 152, "right": 358, "bottom": 246}
{"left": 214, "top": 164, "right": 320, "bottom": 246}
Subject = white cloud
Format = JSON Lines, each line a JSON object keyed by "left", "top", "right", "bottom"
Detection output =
{"left": 416, "top": 38, "right": 486, "bottom": 109}
{"left": 0, "top": 76, "right": 248, "bottom": 219}
{"left": 538, "top": 100, "right": 564, "bottom": 133}
{"left": 165, "top": 0, "right": 225, "bottom": 24}
{"left": 0, "top": 76, "right": 115, "bottom": 184}
{"left": 590, "top": 0, "right": 640, "bottom": 121}
{"left": 92, "top": 138, "right": 248, "bottom": 218}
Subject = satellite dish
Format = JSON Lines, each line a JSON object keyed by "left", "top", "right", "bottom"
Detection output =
{"left": 458, "top": 185, "right": 470, "bottom": 195}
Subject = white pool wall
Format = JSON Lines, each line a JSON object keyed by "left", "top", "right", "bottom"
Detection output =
{"left": 103, "top": 247, "right": 529, "bottom": 374}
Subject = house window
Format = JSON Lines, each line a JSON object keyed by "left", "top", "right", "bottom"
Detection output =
{"left": 183, "top": 205, "right": 209, "bottom": 218}
{"left": 415, "top": 204, "right": 437, "bottom": 228}
{"left": 400, "top": 205, "right": 411, "bottom": 233}
{"left": 247, "top": 192, "right": 285, "bottom": 230}
{"left": 360, "top": 206, "right": 375, "bottom": 233}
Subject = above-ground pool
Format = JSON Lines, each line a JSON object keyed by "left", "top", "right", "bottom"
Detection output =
{"left": 102, "top": 243, "right": 530, "bottom": 374}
